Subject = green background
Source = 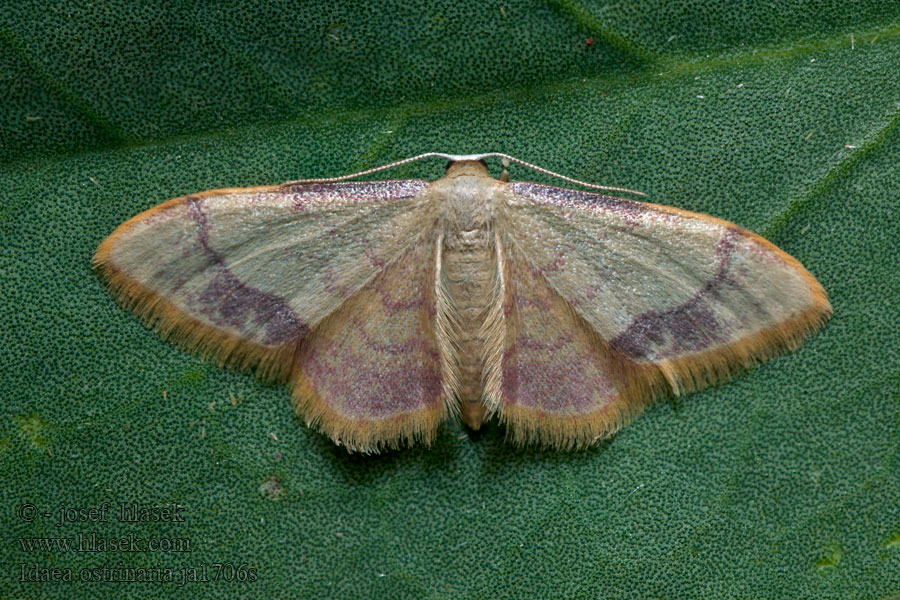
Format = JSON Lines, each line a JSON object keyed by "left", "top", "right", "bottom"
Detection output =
{"left": 2, "top": 1, "right": 899, "bottom": 598}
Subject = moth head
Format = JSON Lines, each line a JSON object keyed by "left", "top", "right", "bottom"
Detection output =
{"left": 444, "top": 159, "right": 491, "bottom": 179}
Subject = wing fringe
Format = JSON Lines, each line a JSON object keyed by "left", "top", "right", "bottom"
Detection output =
{"left": 93, "top": 241, "right": 298, "bottom": 383}
{"left": 499, "top": 284, "right": 831, "bottom": 451}
{"left": 94, "top": 187, "right": 448, "bottom": 453}
{"left": 291, "top": 370, "right": 446, "bottom": 454}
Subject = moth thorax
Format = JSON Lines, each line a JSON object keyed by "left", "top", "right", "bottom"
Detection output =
{"left": 434, "top": 162, "right": 499, "bottom": 235}
{"left": 444, "top": 225, "right": 491, "bottom": 251}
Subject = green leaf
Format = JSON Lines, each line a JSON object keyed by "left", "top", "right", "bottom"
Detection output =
{"left": 2, "top": 2, "right": 898, "bottom": 598}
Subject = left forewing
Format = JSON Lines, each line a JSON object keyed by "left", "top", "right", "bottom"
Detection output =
{"left": 94, "top": 180, "right": 434, "bottom": 380}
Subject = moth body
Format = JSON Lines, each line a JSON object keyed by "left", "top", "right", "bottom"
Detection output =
{"left": 430, "top": 161, "right": 505, "bottom": 429}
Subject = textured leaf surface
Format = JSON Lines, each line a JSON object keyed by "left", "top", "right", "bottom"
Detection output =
{"left": 2, "top": 1, "right": 899, "bottom": 598}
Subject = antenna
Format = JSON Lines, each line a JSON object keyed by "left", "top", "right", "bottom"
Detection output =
{"left": 282, "top": 152, "right": 648, "bottom": 197}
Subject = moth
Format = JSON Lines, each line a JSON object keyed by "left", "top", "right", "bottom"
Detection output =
{"left": 94, "top": 153, "right": 831, "bottom": 452}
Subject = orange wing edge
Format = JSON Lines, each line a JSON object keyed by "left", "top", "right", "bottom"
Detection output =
{"left": 92, "top": 187, "right": 298, "bottom": 383}
{"left": 496, "top": 224, "right": 832, "bottom": 450}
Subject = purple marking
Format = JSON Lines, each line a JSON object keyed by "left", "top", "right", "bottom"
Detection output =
{"left": 745, "top": 235, "right": 787, "bottom": 266}
{"left": 509, "top": 181, "right": 650, "bottom": 220}
{"left": 368, "top": 241, "right": 432, "bottom": 314}
{"left": 344, "top": 315, "right": 432, "bottom": 355}
{"left": 298, "top": 242, "right": 443, "bottom": 418}
{"left": 362, "top": 243, "right": 387, "bottom": 269}
{"left": 321, "top": 261, "right": 356, "bottom": 299}
{"left": 609, "top": 230, "right": 751, "bottom": 360}
{"left": 506, "top": 262, "right": 556, "bottom": 312}
{"left": 186, "top": 198, "right": 308, "bottom": 345}
{"left": 507, "top": 290, "right": 553, "bottom": 312}
{"left": 502, "top": 341, "right": 607, "bottom": 412}
{"left": 507, "top": 333, "right": 574, "bottom": 353}
{"left": 581, "top": 284, "right": 603, "bottom": 303}
{"left": 288, "top": 180, "right": 428, "bottom": 212}
{"left": 537, "top": 252, "right": 568, "bottom": 275}
{"left": 372, "top": 278, "right": 425, "bottom": 314}
{"left": 303, "top": 345, "right": 441, "bottom": 419}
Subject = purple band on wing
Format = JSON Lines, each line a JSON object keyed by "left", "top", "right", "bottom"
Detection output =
{"left": 187, "top": 198, "right": 308, "bottom": 346}
{"left": 610, "top": 231, "right": 744, "bottom": 359}
{"left": 502, "top": 337, "right": 606, "bottom": 412}
{"left": 305, "top": 344, "right": 441, "bottom": 418}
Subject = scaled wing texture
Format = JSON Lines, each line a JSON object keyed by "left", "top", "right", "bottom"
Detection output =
{"left": 95, "top": 160, "right": 831, "bottom": 452}
{"left": 95, "top": 180, "right": 447, "bottom": 452}
{"left": 493, "top": 182, "right": 830, "bottom": 447}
